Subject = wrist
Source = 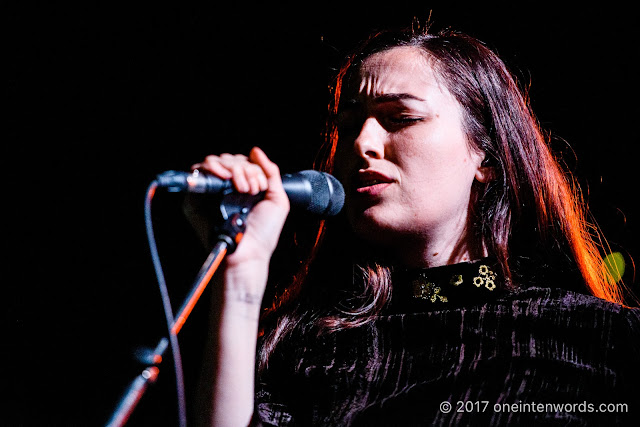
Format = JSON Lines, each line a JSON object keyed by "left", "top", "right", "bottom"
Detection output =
{"left": 219, "top": 260, "right": 269, "bottom": 316}
{"left": 220, "top": 295, "right": 263, "bottom": 323}
{"left": 223, "top": 259, "right": 269, "bottom": 289}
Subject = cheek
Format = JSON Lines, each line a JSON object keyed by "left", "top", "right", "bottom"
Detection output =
{"left": 396, "top": 137, "right": 464, "bottom": 180}
{"left": 397, "top": 137, "right": 479, "bottom": 205}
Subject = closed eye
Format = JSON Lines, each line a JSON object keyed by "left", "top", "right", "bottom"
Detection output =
{"left": 389, "top": 116, "right": 424, "bottom": 124}
{"left": 381, "top": 115, "right": 425, "bottom": 130}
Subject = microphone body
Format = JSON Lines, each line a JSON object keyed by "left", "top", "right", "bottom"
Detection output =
{"left": 156, "top": 170, "right": 345, "bottom": 217}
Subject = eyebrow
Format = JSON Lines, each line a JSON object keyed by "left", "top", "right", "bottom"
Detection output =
{"left": 339, "top": 93, "right": 426, "bottom": 112}
{"left": 372, "top": 93, "right": 426, "bottom": 103}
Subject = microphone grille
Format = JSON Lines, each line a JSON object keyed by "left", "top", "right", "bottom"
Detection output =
{"left": 299, "top": 171, "right": 345, "bottom": 217}
{"left": 324, "top": 173, "right": 345, "bottom": 216}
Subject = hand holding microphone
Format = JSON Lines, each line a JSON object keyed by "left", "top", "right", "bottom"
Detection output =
{"left": 157, "top": 162, "right": 344, "bottom": 217}
{"left": 180, "top": 148, "right": 293, "bottom": 272}
{"left": 169, "top": 147, "right": 343, "bottom": 274}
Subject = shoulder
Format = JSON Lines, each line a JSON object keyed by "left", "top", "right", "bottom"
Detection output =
{"left": 503, "top": 285, "right": 635, "bottom": 315}
{"left": 500, "top": 285, "right": 640, "bottom": 349}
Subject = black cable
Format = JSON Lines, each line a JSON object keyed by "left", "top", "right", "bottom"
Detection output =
{"left": 144, "top": 181, "right": 187, "bottom": 427}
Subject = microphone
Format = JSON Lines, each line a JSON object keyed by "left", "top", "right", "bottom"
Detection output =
{"left": 156, "top": 170, "right": 345, "bottom": 217}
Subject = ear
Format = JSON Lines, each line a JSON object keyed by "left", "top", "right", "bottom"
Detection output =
{"left": 474, "top": 152, "right": 494, "bottom": 183}
{"left": 475, "top": 165, "right": 494, "bottom": 183}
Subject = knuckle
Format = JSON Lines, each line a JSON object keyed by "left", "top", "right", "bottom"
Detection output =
{"left": 219, "top": 153, "right": 250, "bottom": 167}
{"left": 246, "top": 163, "right": 265, "bottom": 176}
{"left": 231, "top": 163, "right": 245, "bottom": 174}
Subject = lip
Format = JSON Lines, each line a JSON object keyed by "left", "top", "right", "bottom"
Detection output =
{"left": 354, "top": 169, "right": 395, "bottom": 195}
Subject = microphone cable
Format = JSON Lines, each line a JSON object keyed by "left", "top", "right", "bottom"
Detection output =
{"left": 144, "top": 181, "right": 187, "bottom": 427}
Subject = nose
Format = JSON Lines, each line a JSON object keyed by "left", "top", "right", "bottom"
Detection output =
{"left": 353, "top": 117, "right": 385, "bottom": 160}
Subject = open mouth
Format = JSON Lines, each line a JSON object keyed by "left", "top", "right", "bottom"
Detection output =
{"left": 355, "top": 170, "right": 395, "bottom": 194}
{"left": 360, "top": 178, "right": 389, "bottom": 186}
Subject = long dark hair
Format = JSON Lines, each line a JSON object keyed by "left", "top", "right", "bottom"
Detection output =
{"left": 258, "top": 27, "right": 622, "bottom": 370}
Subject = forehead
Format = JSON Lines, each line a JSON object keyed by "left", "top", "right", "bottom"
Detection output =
{"left": 356, "top": 46, "right": 440, "bottom": 97}
{"left": 361, "top": 46, "right": 431, "bottom": 74}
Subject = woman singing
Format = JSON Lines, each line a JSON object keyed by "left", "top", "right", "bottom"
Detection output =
{"left": 190, "top": 28, "right": 639, "bottom": 425}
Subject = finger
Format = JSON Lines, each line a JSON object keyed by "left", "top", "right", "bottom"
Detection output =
{"left": 219, "top": 153, "right": 248, "bottom": 168}
{"left": 231, "top": 163, "right": 250, "bottom": 193}
{"left": 249, "top": 147, "right": 289, "bottom": 206}
{"left": 245, "top": 150, "right": 269, "bottom": 191}
{"left": 245, "top": 163, "right": 267, "bottom": 195}
{"left": 194, "top": 157, "right": 233, "bottom": 179}
{"left": 256, "top": 171, "right": 268, "bottom": 192}
{"left": 249, "top": 147, "right": 278, "bottom": 184}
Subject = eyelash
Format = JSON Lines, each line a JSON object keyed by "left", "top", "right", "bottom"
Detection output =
{"left": 389, "top": 116, "right": 423, "bottom": 124}
{"left": 336, "top": 112, "right": 423, "bottom": 131}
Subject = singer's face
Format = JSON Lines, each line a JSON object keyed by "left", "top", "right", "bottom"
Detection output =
{"left": 334, "top": 46, "right": 486, "bottom": 266}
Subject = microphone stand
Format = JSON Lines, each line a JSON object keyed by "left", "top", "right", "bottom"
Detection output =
{"left": 107, "top": 189, "right": 263, "bottom": 427}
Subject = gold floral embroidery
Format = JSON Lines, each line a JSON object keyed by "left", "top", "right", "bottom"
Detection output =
{"left": 410, "top": 262, "right": 498, "bottom": 301}
{"left": 450, "top": 274, "right": 463, "bottom": 286}
{"left": 412, "top": 278, "right": 448, "bottom": 302}
{"left": 473, "top": 264, "right": 497, "bottom": 291}
{"left": 473, "top": 276, "right": 484, "bottom": 287}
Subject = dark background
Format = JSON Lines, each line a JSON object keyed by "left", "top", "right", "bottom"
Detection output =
{"left": 6, "top": 2, "right": 639, "bottom": 425}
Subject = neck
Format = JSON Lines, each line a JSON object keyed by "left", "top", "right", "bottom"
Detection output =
{"left": 350, "top": 203, "right": 486, "bottom": 269}
{"left": 393, "top": 232, "right": 486, "bottom": 269}
{"left": 376, "top": 214, "right": 487, "bottom": 269}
